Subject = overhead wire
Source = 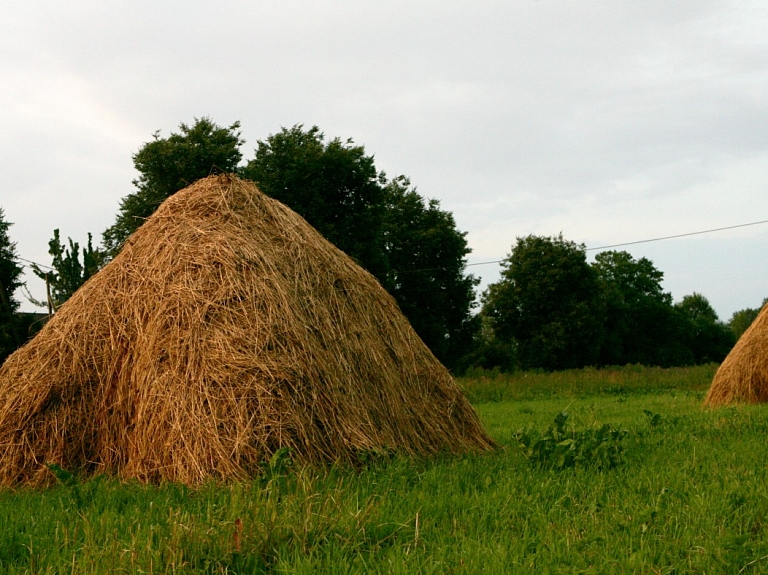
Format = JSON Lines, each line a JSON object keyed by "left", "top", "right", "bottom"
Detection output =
{"left": 394, "top": 217, "right": 768, "bottom": 275}
{"left": 16, "top": 217, "right": 768, "bottom": 277}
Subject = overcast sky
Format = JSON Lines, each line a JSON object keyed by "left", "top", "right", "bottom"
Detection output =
{"left": 2, "top": 0, "right": 767, "bottom": 318}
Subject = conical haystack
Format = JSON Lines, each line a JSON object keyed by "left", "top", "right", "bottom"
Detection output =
{"left": 705, "top": 303, "right": 768, "bottom": 406}
{"left": 0, "top": 175, "right": 495, "bottom": 486}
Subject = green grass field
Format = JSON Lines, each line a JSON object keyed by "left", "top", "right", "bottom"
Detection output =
{"left": 3, "top": 364, "right": 768, "bottom": 573}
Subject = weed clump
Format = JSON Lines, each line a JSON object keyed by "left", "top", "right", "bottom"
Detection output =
{"left": 513, "top": 411, "right": 627, "bottom": 470}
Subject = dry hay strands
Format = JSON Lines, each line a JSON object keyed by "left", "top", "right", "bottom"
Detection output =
{"left": 0, "top": 174, "right": 496, "bottom": 487}
{"left": 705, "top": 302, "right": 768, "bottom": 406}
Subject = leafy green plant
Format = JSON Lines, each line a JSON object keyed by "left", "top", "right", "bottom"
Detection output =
{"left": 259, "top": 447, "right": 293, "bottom": 494}
{"left": 643, "top": 409, "right": 663, "bottom": 428}
{"left": 46, "top": 463, "right": 105, "bottom": 510}
{"left": 513, "top": 411, "right": 628, "bottom": 470}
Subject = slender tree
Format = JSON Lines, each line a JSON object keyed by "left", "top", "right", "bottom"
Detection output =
{"left": 0, "top": 208, "right": 23, "bottom": 362}
{"left": 31, "top": 230, "right": 103, "bottom": 309}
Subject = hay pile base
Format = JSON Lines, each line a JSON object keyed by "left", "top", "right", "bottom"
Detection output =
{"left": 705, "top": 303, "right": 768, "bottom": 406}
{"left": 0, "top": 175, "right": 495, "bottom": 486}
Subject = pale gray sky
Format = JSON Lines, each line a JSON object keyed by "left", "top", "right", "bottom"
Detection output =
{"left": 2, "top": 0, "right": 767, "bottom": 318}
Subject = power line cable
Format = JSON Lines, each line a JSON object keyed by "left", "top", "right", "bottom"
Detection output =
{"left": 16, "top": 256, "right": 54, "bottom": 271}
{"left": 584, "top": 218, "right": 768, "bottom": 252}
{"left": 17, "top": 217, "right": 768, "bottom": 277}
{"left": 403, "top": 217, "right": 768, "bottom": 274}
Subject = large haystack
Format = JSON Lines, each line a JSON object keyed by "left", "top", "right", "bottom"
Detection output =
{"left": 0, "top": 175, "right": 495, "bottom": 486}
{"left": 705, "top": 303, "right": 768, "bottom": 406}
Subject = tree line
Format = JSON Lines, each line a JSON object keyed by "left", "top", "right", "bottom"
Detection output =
{"left": 476, "top": 235, "right": 743, "bottom": 371}
{"left": 0, "top": 118, "right": 763, "bottom": 370}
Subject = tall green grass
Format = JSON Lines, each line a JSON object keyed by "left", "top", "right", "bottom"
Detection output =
{"left": 5, "top": 365, "right": 768, "bottom": 573}
{"left": 459, "top": 363, "right": 717, "bottom": 403}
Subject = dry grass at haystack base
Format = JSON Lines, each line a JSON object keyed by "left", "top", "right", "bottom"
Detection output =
{"left": 0, "top": 175, "right": 496, "bottom": 486}
{"left": 705, "top": 303, "right": 768, "bottom": 406}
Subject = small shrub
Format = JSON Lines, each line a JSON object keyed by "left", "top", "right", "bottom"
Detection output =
{"left": 513, "top": 411, "right": 628, "bottom": 470}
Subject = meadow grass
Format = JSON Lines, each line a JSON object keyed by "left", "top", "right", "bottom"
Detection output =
{"left": 458, "top": 363, "right": 717, "bottom": 403}
{"left": 3, "top": 365, "right": 768, "bottom": 573}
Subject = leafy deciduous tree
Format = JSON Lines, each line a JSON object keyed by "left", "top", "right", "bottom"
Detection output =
{"left": 242, "top": 125, "right": 387, "bottom": 274}
{"left": 591, "top": 250, "right": 691, "bottom": 367}
{"left": 482, "top": 234, "right": 604, "bottom": 370}
{"left": 103, "top": 117, "right": 244, "bottom": 255}
{"left": 675, "top": 293, "right": 735, "bottom": 364}
{"left": 381, "top": 176, "right": 478, "bottom": 368}
{"left": 728, "top": 299, "right": 767, "bottom": 341}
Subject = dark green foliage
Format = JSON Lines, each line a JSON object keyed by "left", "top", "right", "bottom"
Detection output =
{"left": 454, "top": 314, "right": 516, "bottom": 374}
{"left": 675, "top": 292, "right": 735, "bottom": 364}
{"left": 482, "top": 234, "right": 604, "bottom": 370}
{"left": 643, "top": 409, "right": 663, "bottom": 428}
{"left": 259, "top": 447, "right": 294, "bottom": 493}
{"left": 728, "top": 299, "right": 767, "bottom": 340}
{"left": 103, "top": 117, "right": 243, "bottom": 255}
{"left": 593, "top": 250, "right": 666, "bottom": 364}
{"left": 380, "top": 177, "right": 478, "bottom": 368}
{"left": 46, "top": 464, "right": 108, "bottom": 512}
{"left": 593, "top": 251, "right": 693, "bottom": 367}
{"left": 0, "top": 208, "right": 22, "bottom": 362}
{"left": 31, "top": 230, "right": 103, "bottom": 308}
{"left": 477, "top": 241, "right": 738, "bottom": 372}
{"left": 242, "top": 125, "right": 387, "bottom": 275}
{"left": 513, "top": 411, "right": 627, "bottom": 470}
{"left": 243, "top": 126, "right": 478, "bottom": 369}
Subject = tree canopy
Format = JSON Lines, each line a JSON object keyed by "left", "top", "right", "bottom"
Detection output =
{"left": 675, "top": 293, "right": 735, "bottom": 364}
{"left": 481, "top": 239, "right": 738, "bottom": 371}
{"left": 591, "top": 250, "right": 689, "bottom": 367}
{"left": 103, "top": 118, "right": 243, "bottom": 255}
{"left": 241, "top": 125, "right": 387, "bottom": 275}
{"left": 728, "top": 300, "right": 767, "bottom": 341}
{"left": 381, "top": 176, "right": 478, "bottom": 366}
{"left": 482, "top": 234, "right": 604, "bottom": 370}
